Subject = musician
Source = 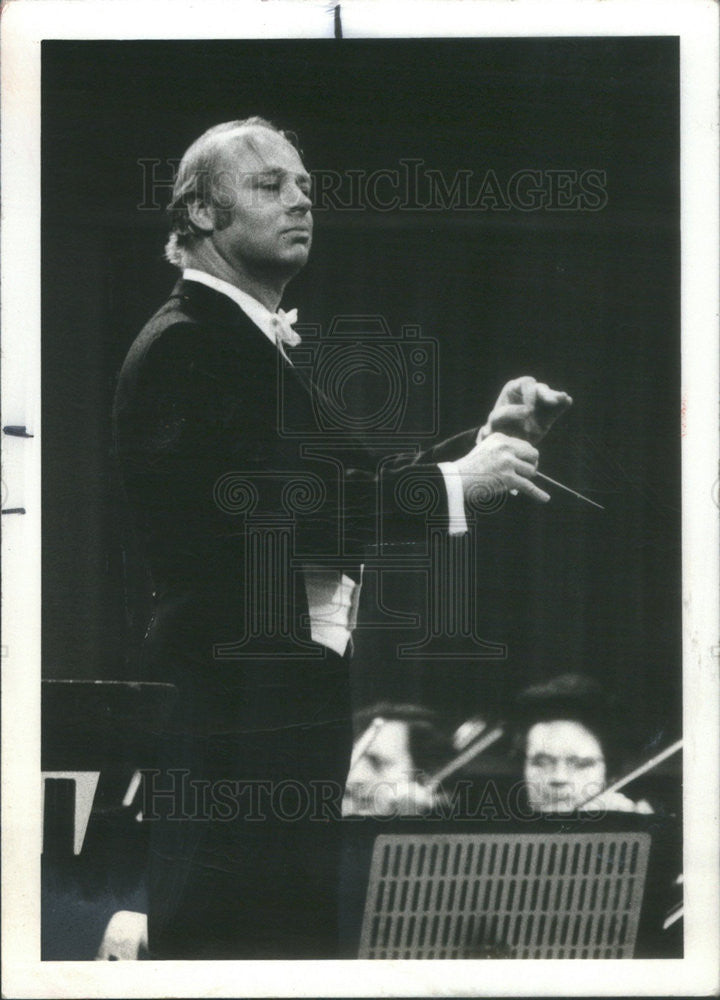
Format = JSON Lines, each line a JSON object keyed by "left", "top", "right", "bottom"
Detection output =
{"left": 342, "top": 703, "right": 453, "bottom": 816}
{"left": 113, "top": 116, "right": 572, "bottom": 958}
{"left": 512, "top": 673, "right": 653, "bottom": 814}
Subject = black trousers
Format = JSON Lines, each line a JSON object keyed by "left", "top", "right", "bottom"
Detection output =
{"left": 142, "top": 611, "right": 353, "bottom": 959}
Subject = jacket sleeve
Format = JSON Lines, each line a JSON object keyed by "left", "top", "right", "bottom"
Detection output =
{"left": 115, "top": 322, "right": 481, "bottom": 565}
{"left": 341, "top": 427, "right": 481, "bottom": 555}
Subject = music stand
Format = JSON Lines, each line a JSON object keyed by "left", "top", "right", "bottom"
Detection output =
{"left": 358, "top": 831, "right": 651, "bottom": 959}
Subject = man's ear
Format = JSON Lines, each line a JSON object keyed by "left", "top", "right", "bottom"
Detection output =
{"left": 187, "top": 200, "right": 216, "bottom": 235}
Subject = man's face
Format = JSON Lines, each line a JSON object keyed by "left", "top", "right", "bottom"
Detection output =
{"left": 524, "top": 719, "right": 607, "bottom": 812}
{"left": 344, "top": 720, "right": 416, "bottom": 815}
{"left": 210, "top": 126, "right": 313, "bottom": 279}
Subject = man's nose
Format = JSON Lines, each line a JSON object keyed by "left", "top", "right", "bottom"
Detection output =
{"left": 285, "top": 185, "right": 312, "bottom": 213}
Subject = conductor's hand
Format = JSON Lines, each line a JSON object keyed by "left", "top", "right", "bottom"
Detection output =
{"left": 455, "top": 432, "right": 550, "bottom": 504}
{"left": 95, "top": 910, "right": 148, "bottom": 960}
{"left": 479, "top": 376, "right": 572, "bottom": 445}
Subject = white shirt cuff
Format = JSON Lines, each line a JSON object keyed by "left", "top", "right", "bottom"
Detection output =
{"left": 303, "top": 567, "right": 361, "bottom": 657}
{"left": 438, "top": 462, "right": 468, "bottom": 535}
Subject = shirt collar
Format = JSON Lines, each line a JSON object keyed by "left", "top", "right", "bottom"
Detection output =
{"left": 182, "top": 268, "right": 277, "bottom": 348}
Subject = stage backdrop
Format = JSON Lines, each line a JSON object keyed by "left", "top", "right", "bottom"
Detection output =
{"left": 42, "top": 37, "right": 680, "bottom": 746}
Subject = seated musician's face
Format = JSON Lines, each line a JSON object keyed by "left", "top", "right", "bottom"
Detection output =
{"left": 210, "top": 126, "right": 313, "bottom": 278}
{"left": 344, "top": 720, "right": 416, "bottom": 815}
{"left": 524, "top": 719, "right": 607, "bottom": 812}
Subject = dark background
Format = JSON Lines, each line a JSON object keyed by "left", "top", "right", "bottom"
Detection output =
{"left": 42, "top": 37, "right": 680, "bottom": 752}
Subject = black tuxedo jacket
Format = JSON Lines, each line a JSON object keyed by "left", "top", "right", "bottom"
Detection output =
{"left": 113, "top": 279, "right": 478, "bottom": 690}
{"left": 113, "top": 278, "right": 480, "bottom": 956}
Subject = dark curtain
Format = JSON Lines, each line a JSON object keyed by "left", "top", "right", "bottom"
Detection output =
{"left": 41, "top": 37, "right": 680, "bottom": 746}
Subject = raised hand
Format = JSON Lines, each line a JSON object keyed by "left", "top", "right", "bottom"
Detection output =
{"left": 479, "top": 376, "right": 572, "bottom": 445}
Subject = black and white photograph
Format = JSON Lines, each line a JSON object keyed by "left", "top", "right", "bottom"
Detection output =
{"left": 2, "top": 1, "right": 718, "bottom": 996}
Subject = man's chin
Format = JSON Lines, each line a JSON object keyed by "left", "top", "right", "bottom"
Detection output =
{"left": 274, "top": 247, "right": 311, "bottom": 276}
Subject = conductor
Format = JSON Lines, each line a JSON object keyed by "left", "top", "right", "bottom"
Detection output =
{"left": 113, "top": 117, "right": 572, "bottom": 958}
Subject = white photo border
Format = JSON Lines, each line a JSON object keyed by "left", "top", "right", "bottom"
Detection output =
{"left": 2, "top": 1, "right": 718, "bottom": 996}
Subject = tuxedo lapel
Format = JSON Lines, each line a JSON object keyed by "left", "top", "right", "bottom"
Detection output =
{"left": 173, "top": 279, "right": 280, "bottom": 367}
{"left": 172, "top": 279, "right": 366, "bottom": 459}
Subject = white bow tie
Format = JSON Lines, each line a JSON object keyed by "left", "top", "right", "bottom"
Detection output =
{"left": 271, "top": 308, "right": 301, "bottom": 347}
